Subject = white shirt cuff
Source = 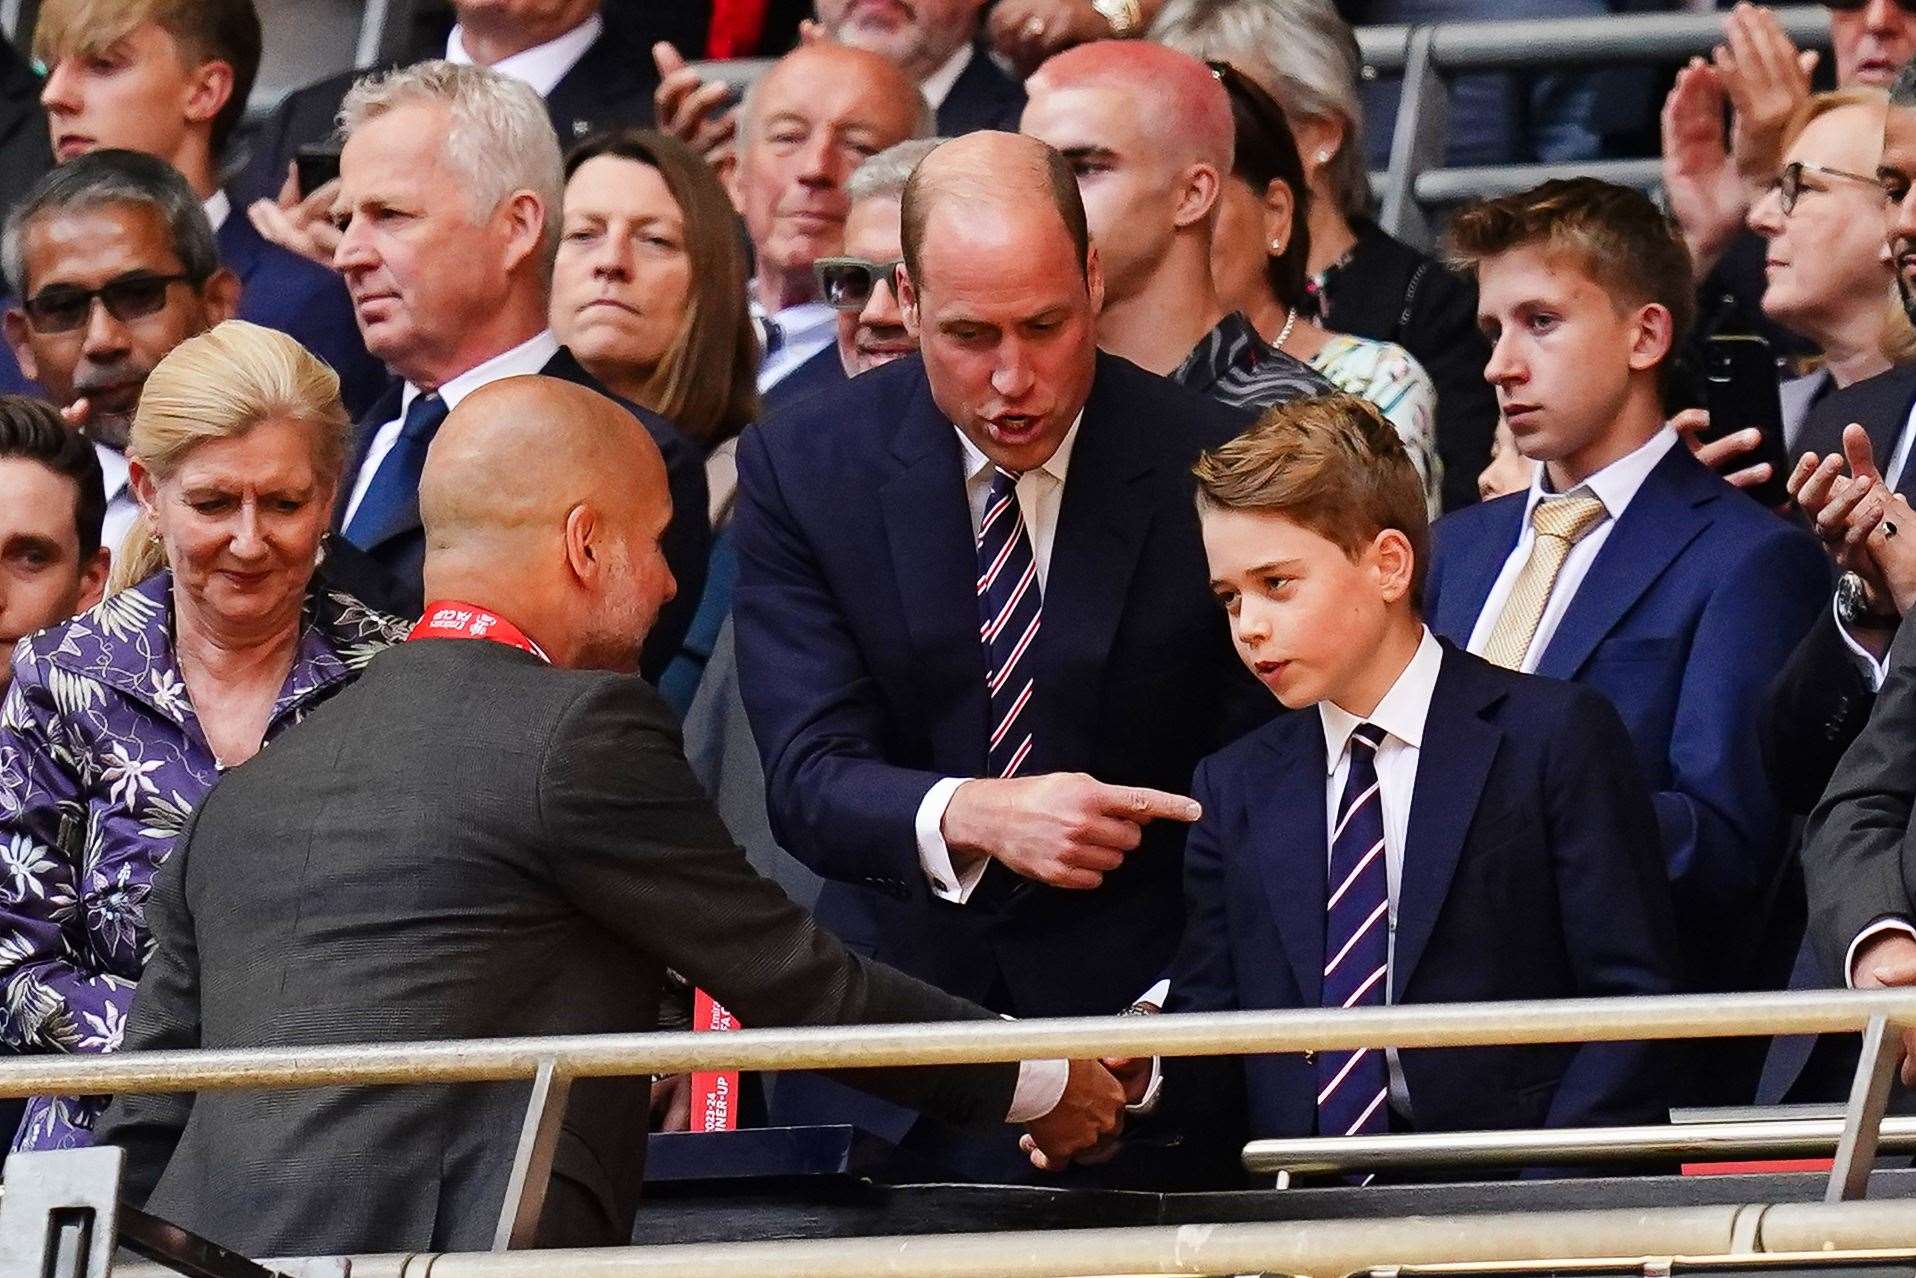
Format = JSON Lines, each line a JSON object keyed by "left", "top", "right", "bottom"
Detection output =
{"left": 1006, "top": 1057, "right": 1071, "bottom": 1123}
{"left": 1846, "top": 917, "right": 1916, "bottom": 987}
{"left": 915, "top": 776, "right": 988, "bottom": 902}
{"left": 1135, "top": 980, "right": 1169, "bottom": 1010}
{"left": 1833, "top": 594, "right": 1892, "bottom": 693}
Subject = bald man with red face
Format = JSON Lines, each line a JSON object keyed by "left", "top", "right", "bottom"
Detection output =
{"left": 1021, "top": 41, "right": 1329, "bottom": 408}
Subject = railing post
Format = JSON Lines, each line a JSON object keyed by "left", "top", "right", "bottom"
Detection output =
{"left": 1825, "top": 1013, "right": 1906, "bottom": 1202}
{"left": 493, "top": 1057, "right": 574, "bottom": 1251}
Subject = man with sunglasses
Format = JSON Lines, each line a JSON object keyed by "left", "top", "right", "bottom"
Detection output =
{"left": 0, "top": 150, "right": 239, "bottom": 553}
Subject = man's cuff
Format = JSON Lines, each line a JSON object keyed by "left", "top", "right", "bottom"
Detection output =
{"left": 1007, "top": 1058, "right": 1071, "bottom": 1123}
{"left": 1846, "top": 917, "right": 1916, "bottom": 987}
{"left": 915, "top": 777, "right": 987, "bottom": 902}
{"left": 1833, "top": 594, "right": 1893, "bottom": 692}
{"left": 1129, "top": 1058, "right": 1163, "bottom": 1115}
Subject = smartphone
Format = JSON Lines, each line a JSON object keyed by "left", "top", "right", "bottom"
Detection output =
{"left": 1701, "top": 333, "right": 1793, "bottom": 509}
{"left": 294, "top": 144, "right": 341, "bottom": 199}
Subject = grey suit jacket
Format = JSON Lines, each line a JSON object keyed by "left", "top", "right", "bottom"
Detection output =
{"left": 94, "top": 637, "right": 1016, "bottom": 1257}
{"left": 1802, "top": 613, "right": 1916, "bottom": 978}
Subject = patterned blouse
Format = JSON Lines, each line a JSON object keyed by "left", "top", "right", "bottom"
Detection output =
{"left": 0, "top": 572, "right": 407, "bottom": 1150}
{"left": 1308, "top": 333, "right": 1445, "bottom": 518}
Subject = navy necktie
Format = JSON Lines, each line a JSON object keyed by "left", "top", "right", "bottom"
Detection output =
{"left": 1317, "top": 725, "right": 1391, "bottom": 1138}
{"left": 344, "top": 392, "right": 448, "bottom": 550}
{"left": 975, "top": 467, "right": 1042, "bottom": 778}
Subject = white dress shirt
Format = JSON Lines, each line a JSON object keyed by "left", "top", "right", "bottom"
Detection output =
{"left": 340, "top": 330, "right": 560, "bottom": 527}
{"left": 446, "top": 13, "right": 603, "bottom": 96}
{"left": 1465, "top": 426, "right": 1680, "bottom": 671}
{"left": 917, "top": 41, "right": 973, "bottom": 111}
{"left": 202, "top": 189, "right": 231, "bottom": 234}
{"left": 1319, "top": 625, "right": 1444, "bottom": 1116}
{"left": 912, "top": 417, "right": 1083, "bottom": 903}
{"left": 753, "top": 299, "right": 837, "bottom": 393}
{"left": 93, "top": 441, "right": 138, "bottom": 555}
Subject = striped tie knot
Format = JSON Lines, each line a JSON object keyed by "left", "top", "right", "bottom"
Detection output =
{"left": 1349, "top": 727, "right": 1384, "bottom": 756}
{"left": 1530, "top": 492, "right": 1607, "bottom": 545}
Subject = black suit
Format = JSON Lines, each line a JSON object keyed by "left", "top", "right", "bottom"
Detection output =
{"left": 733, "top": 352, "right": 1268, "bottom": 1169}
{"left": 233, "top": 17, "right": 659, "bottom": 206}
{"left": 1762, "top": 363, "right": 1916, "bottom": 815}
{"left": 94, "top": 638, "right": 1019, "bottom": 1256}
{"left": 337, "top": 346, "right": 709, "bottom": 680}
{"left": 0, "top": 36, "right": 50, "bottom": 220}
{"left": 935, "top": 42, "right": 1026, "bottom": 136}
{"left": 760, "top": 343, "right": 848, "bottom": 413}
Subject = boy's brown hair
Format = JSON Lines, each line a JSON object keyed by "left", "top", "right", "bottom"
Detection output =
{"left": 1193, "top": 392, "right": 1430, "bottom": 605}
{"left": 35, "top": 0, "right": 262, "bottom": 159}
{"left": 1445, "top": 177, "right": 1694, "bottom": 404}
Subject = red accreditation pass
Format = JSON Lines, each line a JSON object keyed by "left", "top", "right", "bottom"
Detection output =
{"left": 690, "top": 990, "right": 741, "bottom": 1133}
{"left": 409, "top": 600, "right": 549, "bottom": 662}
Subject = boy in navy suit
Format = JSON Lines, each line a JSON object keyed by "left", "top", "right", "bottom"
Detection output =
{"left": 1427, "top": 181, "right": 1825, "bottom": 1044}
{"left": 1148, "top": 394, "right": 1682, "bottom": 1171}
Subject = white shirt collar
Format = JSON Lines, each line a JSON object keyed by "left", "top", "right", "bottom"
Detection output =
{"left": 93, "top": 439, "right": 130, "bottom": 502}
{"left": 201, "top": 189, "right": 231, "bottom": 234}
{"left": 1522, "top": 423, "right": 1679, "bottom": 524}
{"left": 955, "top": 412, "right": 1083, "bottom": 485}
{"left": 917, "top": 40, "right": 973, "bottom": 110}
{"left": 445, "top": 13, "right": 604, "bottom": 97}
{"left": 402, "top": 329, "right": 560, "bottom": 417}
{"left": 1318, "top": 625, "right": 1443, "bottom": 772}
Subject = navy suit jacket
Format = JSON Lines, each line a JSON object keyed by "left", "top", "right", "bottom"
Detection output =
{"left": 936, "top": 42, "right": 1027, "bottom": 136}
{"left": 734, "top": 352, "right": 1266, "bottom": 1009}
{"left": 1426, "top": 443, "right": 1827, "bottom": 990}
{"left": 337, "top": 346, "right": 708, "bottom": 680}
{"left": 1166, "top": 644, "right": 1683, "bottom": 1156}
{"left": 215, "top": 213, "right": 386, "bottom": 418}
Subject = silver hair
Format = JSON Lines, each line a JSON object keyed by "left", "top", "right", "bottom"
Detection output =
{"left": 848, "top": 138, "right": 944, "bottom": 205}
{"left": 1151, "top": 0, "right": 1371, "bottom": 221}
{"left": 3, "top": 149, "right": 221, "bottom": 298}
{"left": 1895, "top": 59, "right": 1916, "bottom": 108}
{"left": 338, "top": 60, "right": 566, "bottom": 271}
{"left": 735, "top": 55, "right": 936, "bottom": 155}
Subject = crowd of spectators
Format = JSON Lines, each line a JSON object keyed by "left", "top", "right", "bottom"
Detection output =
{"left": 5, "top": 0, "right": 1916, "bottom": 1260}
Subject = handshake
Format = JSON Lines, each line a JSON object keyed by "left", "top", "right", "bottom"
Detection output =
{"left": 1019, "top": 1022, "right": 1160, "bottom": 1171}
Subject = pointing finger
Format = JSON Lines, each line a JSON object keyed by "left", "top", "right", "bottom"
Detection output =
{"left": 1100, "top": 785, "right": 1202, "bottom": 823}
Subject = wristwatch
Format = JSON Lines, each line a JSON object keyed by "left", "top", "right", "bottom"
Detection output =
{"left": 1836, "top": 571, "right": 1899, "bottom": 629}
{"left": 1090, "top": 0, "right": 1144, "bottom": 37}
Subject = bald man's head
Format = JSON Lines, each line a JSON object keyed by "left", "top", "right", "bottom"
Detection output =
{"left": 420, "top": 375, "right": 676, "bottom": 672}
{"left": 900, "top": 132, "right": 1090, "bottom": 290}
{"left": 1027, "top": 41, "right": 1234, "bottom": 175}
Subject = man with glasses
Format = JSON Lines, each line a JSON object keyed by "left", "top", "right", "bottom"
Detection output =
{"left": 0, "top": 151, "right": 239, "bottom": 552}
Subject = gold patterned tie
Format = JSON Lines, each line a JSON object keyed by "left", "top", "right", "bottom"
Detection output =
{"left": 1482, "top": 493, "right": 1610, "bottom": 670}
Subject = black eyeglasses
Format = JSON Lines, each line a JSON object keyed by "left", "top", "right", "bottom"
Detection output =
{"left": 814, "top": 256, "right": 904, "bottom": 311}
{"left": 1775, "top": 160, "right": 1890, "bottom": 214}
{"left": 21, "top": 272, "right": 194, "bottom": 334}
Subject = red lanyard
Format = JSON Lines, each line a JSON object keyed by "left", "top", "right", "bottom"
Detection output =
{"left": 409, "top": 600, "right": 549, "bottom": 663}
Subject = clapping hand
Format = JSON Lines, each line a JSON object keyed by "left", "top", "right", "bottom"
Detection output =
{"left": 1660, "top": 61, "right": 1753, "bottom": 273}
{"left": 1714, "top": 2, "right": 1817, "bottom": 186}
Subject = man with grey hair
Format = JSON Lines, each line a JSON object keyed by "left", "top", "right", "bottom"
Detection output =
{"left": 330, "top": 60, "right": 708, "bottom": 673}
{"left": 1, "top": 150, "right": 238, "bottom": 552}
{"left": 725, "top": 43, "right": 932, "bottom": 395}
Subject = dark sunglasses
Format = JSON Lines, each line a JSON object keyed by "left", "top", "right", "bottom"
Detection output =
{"left": 21, "top": 272, "right": 194, "bottom": 333}
{"left": 1774, "top": 160, "right": 1889, "bottom": 214}
{"left": 814, "top": 256, "right": 904, "bottom": 311}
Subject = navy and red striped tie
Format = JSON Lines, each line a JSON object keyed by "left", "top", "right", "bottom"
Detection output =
{"left": 976, "top": 467, "right": 1042, "bottom": 779}
{"left": 1317, "top": 726, "right": 1391, "bottom": 1138}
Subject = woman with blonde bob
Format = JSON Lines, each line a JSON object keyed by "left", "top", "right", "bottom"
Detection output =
{"left": 0, "top": 321, "right": 407, "bottom": 1151}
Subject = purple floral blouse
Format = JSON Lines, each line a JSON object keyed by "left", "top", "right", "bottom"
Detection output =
{"left": 0, "top": 571, "right": 407, "bottom": 1150}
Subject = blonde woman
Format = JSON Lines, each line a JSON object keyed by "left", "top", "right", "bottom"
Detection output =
{"left": 0, "top": 321, "right": 407, "bottom": 1151}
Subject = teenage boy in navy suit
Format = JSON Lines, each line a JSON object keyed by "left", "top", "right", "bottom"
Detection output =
{"left": 1427, "top": 182, "right": 1826, "bottom": 1035}
{"left": 1143, "top": 394, "right": 1683, "bottom": 1172}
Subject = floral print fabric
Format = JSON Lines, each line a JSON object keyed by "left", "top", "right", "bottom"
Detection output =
{"left": 0, "top": 572, "right": 406, "bottom": 1149}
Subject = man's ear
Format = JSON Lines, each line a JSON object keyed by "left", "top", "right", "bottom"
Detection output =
{"left": 1085, "top": 243, "right": 1106, "bottom": 315}
{"left": 2, "top": 309, "right": 37, "bottom": 383}
{"left": 1626, "top": 302, "right": 1675, "bottom": 374}
{"left": 563, "top": 503, "right": 600, "bottom": 585}
{"left": 1174, "top": 163, "right": 1222, "bottom": 231}
{"left": 183, "top": 57, "right": 235, "bottom": 132}
{"left": 897, "top": 263, "right": 921, "bottom": 339}
{"left": 75, "top": 547, "right": 110, "bottom": 613}
{"left": 202, "top": 268, "right": 242, "bottom": 325}
{"left": 497, "top": 190, "right": 549, "bottom": 278}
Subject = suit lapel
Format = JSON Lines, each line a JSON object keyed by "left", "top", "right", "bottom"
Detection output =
{"left": 1536, "top": 447, "right": 1711, "bottom": 681}
{"left": 1254, "top": 719, "right": 1331, "bottom": 1007}
{"left": 1437, "top": 498, "right": 1524, "bottom": 640}
{"left": 213, "top": 209, "right": 261, "bottom": 285}
{"left": 1033, "top": 360, "right": 1158, "bottom": 771}
{"left": 1393, "top": 648, "right": 1501, "bottom": 999}
{"left": 880, "top": 377, "right": 990, "bottom": 772}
